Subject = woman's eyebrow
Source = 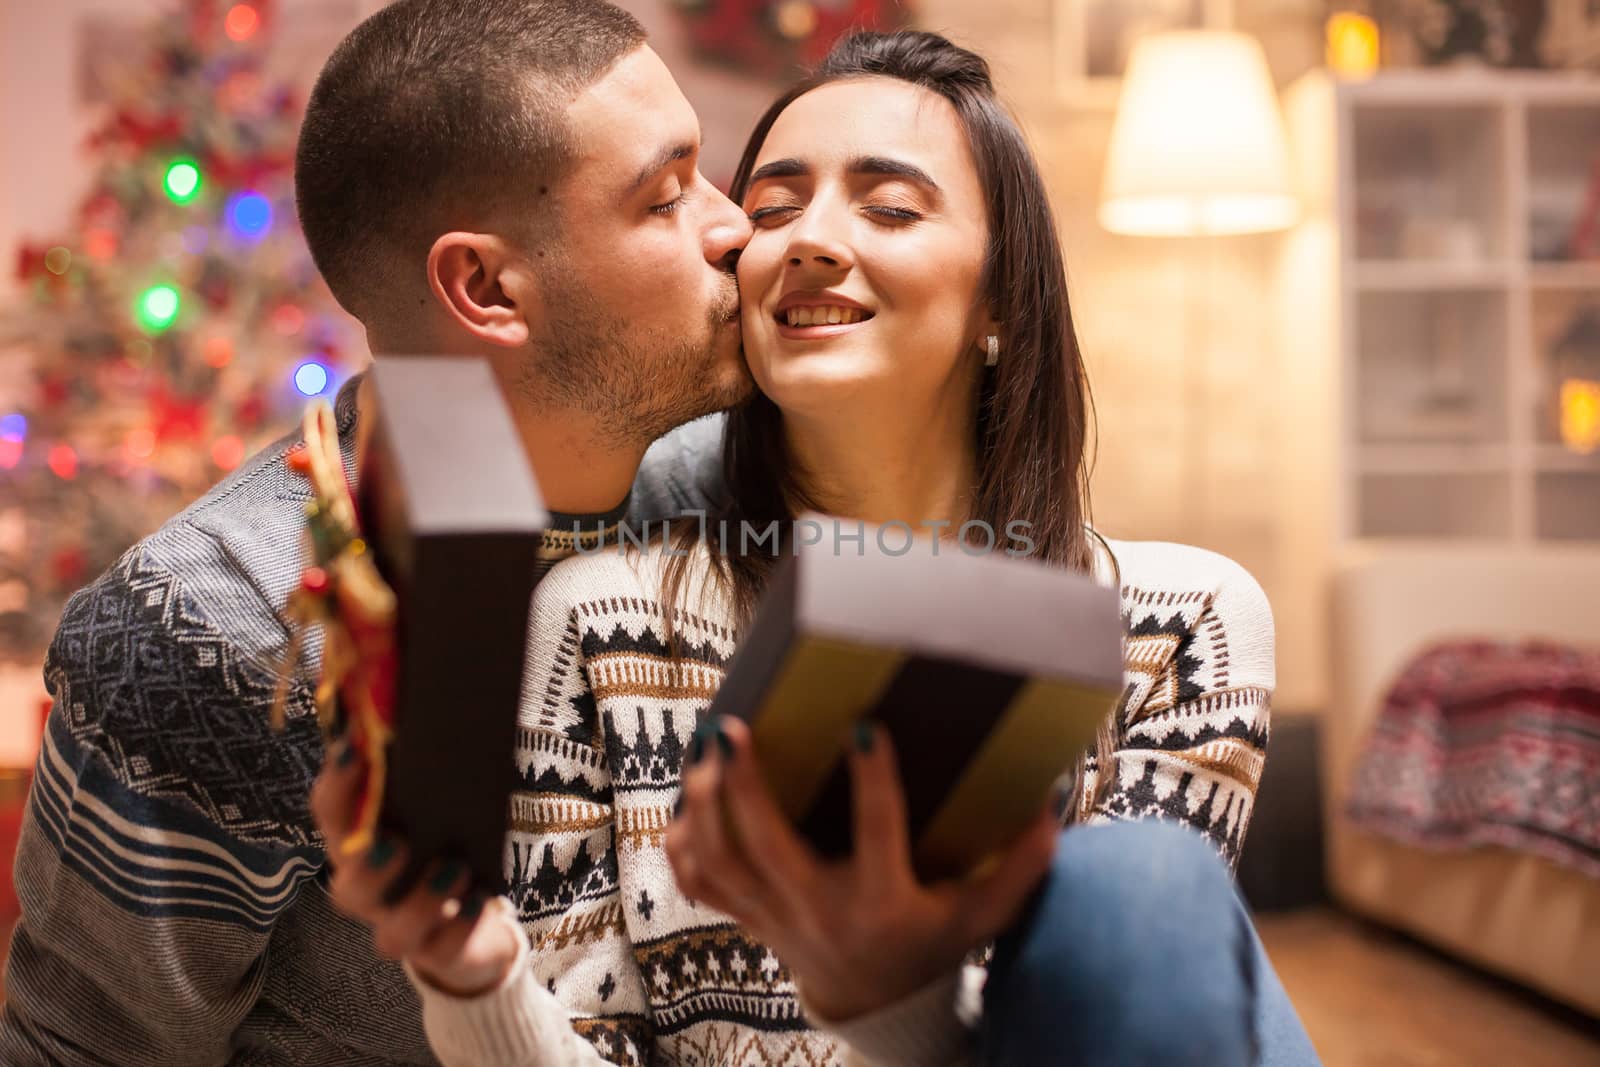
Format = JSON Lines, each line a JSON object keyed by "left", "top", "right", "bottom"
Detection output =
{"left": 746, "top": 155, "right": 942, "bottom": 195}
{"left": 849, "top": 155, "right": 941, "bottom": 195}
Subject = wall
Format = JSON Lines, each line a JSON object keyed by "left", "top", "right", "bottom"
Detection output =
{"left": 915, "top": 0, "right": 1331, "bottom": 712}
{"left": 0, "top": 0, "right": 1338, "bottom": 714}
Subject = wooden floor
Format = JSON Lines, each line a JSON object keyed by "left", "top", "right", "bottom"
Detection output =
{"left": 1, "top": 907, "right": 1596, "bottom": 1063}
{"left": 1258, "top": 909, "right": 1600, "bottom": 1067}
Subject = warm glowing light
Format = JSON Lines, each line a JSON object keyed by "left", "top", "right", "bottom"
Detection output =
{"left": 136, "top": 285, "right": 182, "bottom": 332}
{"left": 163, "top": 159, "right": 203, "bottom": 204}
{"left": 212, "top": 435, "right": 245, "bottom": 470}
{"left": 44, "top": 247, "right": 72, "bottom": 275}
{"left": 1101, "top": 32, "right": 1298, "bottom": 236}
{"left": 48, "top": 445, "right": 79, "bottom": 480}
{"left": 0, "top": 440, "right": 20, "bottom": 470}
{"left": 224, "top": 4, "right": 260, "bottom": 41}
{"left": 1326, "top": 13, "right": 1380, "bottom": 79}
{"left": 1560, "top": 378, "right": 1600, "bottom": 455}
{"left": 775, "top": 0, "right": 818, "bottom": 39}
{"left": 294, "top": 361, "right": 330, "bottom": 396}
{"left": 203, "top": 335, "right": 235, "bottom": 368}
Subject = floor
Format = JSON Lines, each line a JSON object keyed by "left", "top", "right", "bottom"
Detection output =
{"left": 1258, "top": 909, "right": 1600, "bottom": 1067}
{"left": 0, "top": 908, "right": 1596, "bottom": 1062}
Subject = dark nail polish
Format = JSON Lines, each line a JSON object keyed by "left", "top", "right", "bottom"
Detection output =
{"left": 713, "top": 723, "right": 734, "bottom": 761}
{"left": 854, "top": 720, "right": 875, "bottom": 753}
{"left": 460, "top": 895, "right": 484, "bottom": 920}
{"left": 687, "top": 726, "right": 707, "bottom": 766}
{"left": 366, "top": 837, "right": 395, "bottom": 868}
{"left": 1050, "top": 786, "right": 1070, "bottom": 820}
{"left": 429, "top": 861, "right": 463, "bottom": 894}
{"left": 336, "top": 742, "right": 356, "bottom": 768}
{"left": 672, "top": 792, "right": 684, "bottom": 818}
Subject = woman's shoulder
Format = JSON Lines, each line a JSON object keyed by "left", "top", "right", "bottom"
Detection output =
{"left": 1095, "top": 536, "right": 1268, "bottom": 610}
{"left": 1093, "top": 533, "right": 1274, "bottom": 665}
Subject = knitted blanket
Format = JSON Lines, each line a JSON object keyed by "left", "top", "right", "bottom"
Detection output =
{"left": 1346, "top": 639, "right": 1600, "bottom": 880}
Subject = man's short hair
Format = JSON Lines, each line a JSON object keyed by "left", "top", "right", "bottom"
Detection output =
{"left": 294, "top": 0, "right": 645, "bottom": 322}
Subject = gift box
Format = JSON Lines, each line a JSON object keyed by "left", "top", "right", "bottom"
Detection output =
{"left": 713, "top": 521, "right": 1124, "bottom": 881}
{"left": 359, "top": 356, "right": 549, "bottom": 894}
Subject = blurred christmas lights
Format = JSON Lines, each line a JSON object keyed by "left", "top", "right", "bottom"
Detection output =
{"left": 225, "top": 4, "right": 261, "bottom": 42}
{"left": 227, "top": 192, "right": 273, "bottom": 240}
{"left": 293, "top": 360, "right": 329, "bottom": 396}
{"left": 163, "top": 159, "right": 203, "bottom": 204}
{"left": 48, "top": 445, "right": 79, "bottom": 480}
{"left": 212, "top": 435, "right": 245, "bottom": 470}
{"left": 202, "top": 335, "right": 235, "bottom": 368}
{"left": 136, "top": 285, "right": 182, "bottom": 332}
{"left": 44, "top": 247, "right": 72, "bottom": 275}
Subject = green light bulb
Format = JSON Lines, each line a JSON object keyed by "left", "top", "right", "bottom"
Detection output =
{"left": 164, "top": 160, "right": 202, "bottom": 204}
{"left": 137, "top": 285, "right": 181, "bottom": 332}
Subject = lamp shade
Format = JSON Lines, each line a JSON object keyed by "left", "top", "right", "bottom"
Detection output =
{"left": 1100, "top": 31, "right": 1298, "bottom": 237}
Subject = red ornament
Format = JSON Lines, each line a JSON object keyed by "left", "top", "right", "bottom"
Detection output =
{"left": 40, "top": 376, "right": 70, "bottom": 409}
{"left": 148, "top": 388, "right": 208, "bottom": 442}
{"left": 287, "top": 445, "right": 312, "bottom": 475}
{"left": 49, "top": 546, "right": 88, "bottom": 587}
{"left": 14, "top": 244, "right": 47, "bottom": 283}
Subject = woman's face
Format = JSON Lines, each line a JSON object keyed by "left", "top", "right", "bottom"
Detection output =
{"left": 736, "top": 78, "right": 992, "bottom": 420}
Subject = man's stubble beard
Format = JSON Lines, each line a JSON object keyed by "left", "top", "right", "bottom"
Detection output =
{"left": 522, "top": 270, "right": 750, "bottom": 450}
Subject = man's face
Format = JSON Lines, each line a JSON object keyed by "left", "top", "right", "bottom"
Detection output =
{"left": 528, "top": 46, "right": 753, "bottom": 447}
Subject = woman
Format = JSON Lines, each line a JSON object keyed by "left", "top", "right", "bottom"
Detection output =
{"left": 315, "top": 30, "right": 1318, "bottom": 1066}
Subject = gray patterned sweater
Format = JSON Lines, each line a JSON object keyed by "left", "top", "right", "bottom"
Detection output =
{"left": 0, "top": 373, "right": 724, "bottom": 1066}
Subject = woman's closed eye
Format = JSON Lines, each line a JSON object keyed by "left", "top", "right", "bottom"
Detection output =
{"left": 746, "top": 203, "right": 923, "bottom": 225}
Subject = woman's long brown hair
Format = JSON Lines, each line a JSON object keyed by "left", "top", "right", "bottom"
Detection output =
{"left": 662, "top": 30, "right": 1121, "bottom": 821}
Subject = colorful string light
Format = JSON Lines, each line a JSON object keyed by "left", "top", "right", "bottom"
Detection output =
{"left": 227, "top": 192, "right": 273, "bottom": 240}
{"left": 293, "top": 361, "right": 330, "bottom": 396}
{"left": 224, "top": 4, "right": 261, "bottom": 42}
{"left": 163, "top": 159, "right": 203, "bottom": 204}
{"left": 136, "top": 285, "right": 182, "bottom": 332}
{"left": 48, "top": 445, "right": 79, "bottom": 480}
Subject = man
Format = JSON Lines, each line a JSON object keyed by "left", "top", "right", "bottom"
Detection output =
{"left": 0, "top": 1, "right": 751, "bottom": 1062}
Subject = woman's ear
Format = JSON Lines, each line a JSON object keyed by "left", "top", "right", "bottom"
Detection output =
{"left": 426, "top": 232, "right": 537, "bottom": 348}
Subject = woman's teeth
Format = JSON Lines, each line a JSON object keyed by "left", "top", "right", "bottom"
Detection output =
{"left": 783, "top": 306, "right": 868, "bottom": 327}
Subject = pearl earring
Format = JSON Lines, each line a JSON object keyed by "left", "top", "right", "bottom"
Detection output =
{"left": 985, "top": 334, "right": 1000, "bottom": 367}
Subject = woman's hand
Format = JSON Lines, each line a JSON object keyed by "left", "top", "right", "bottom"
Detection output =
{"left": 664, "top": 715, "right": 1059, "bottom": 1022}
{"left": 309, "top": 739, "right": 523, "bottom": 997}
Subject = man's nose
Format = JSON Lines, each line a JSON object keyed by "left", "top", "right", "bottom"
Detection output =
{"left": 702, "top": 183, "right": 752, "bottom": 270}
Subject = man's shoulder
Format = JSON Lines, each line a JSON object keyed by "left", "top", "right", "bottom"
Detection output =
{"left": 628, "top": 414, "right": 725, "bottom": 524}
{"left": 43, "top": 426, "right": 327, "bottom": 850}
{"left": 65, "top": 425, "right": 314, "bottom": 671}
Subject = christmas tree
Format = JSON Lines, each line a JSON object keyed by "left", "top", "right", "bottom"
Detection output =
{"left": 2, "top": 0, "right": 355, "bottom": 661}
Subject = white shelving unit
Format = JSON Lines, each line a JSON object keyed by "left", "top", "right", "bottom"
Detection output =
{"left": 1286, "top": 70, "right": 1600, "bottom": 545}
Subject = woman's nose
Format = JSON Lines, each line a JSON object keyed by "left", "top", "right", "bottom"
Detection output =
{"left": 784, "top": 225, "right": 853, "bottom": 272}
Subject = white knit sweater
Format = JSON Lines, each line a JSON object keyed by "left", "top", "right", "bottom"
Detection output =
{"left": 406, "top": 534, "right": 1275, "bottom": 1065}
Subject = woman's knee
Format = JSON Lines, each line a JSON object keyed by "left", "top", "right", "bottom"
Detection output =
{"left": 1043, "top": 818, "right": 1238, "bottom": 919}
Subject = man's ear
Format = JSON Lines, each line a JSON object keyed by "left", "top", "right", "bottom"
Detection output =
{"left": 425, "top": 232, "right": 538, "bottom": 348}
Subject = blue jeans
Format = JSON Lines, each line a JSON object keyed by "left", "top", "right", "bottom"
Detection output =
{"left": 978, "top": 821, "right": 1321, "bottom": 1066}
